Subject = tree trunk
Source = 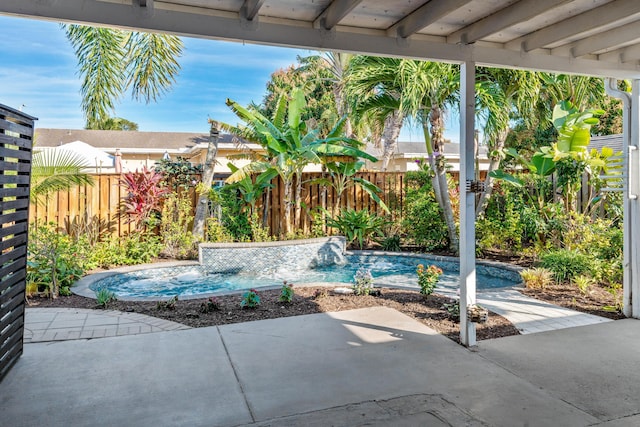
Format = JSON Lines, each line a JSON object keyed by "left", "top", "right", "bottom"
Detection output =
{"left": 262, "top": 186, "right": 270, "bottom": 228}
{"left": 283, "top": 178, "right": 293, "bottom": 236}
{"left": 476, "top": 129, "right": 508, "bottom": 218}
{"left": 380, "top": 110, "right": 403, "bottom": 171}
{"left": 333, "top": 86, "right": 353, "bottom": 138}
{"left": 430, "top": 105, "right": 459, "bottom": 254}
{"left": 294, "top": 172, "right": 302, "bottom": 231}
{"left": 192, "top": 138, "right": 219, "bottom": 239}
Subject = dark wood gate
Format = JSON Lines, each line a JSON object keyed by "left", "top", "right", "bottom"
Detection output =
{"left": 0, "top": 104, "right": 35, "bottom": 381}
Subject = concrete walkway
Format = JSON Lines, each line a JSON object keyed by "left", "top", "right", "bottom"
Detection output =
{"left": 24, "top": 307, "right": 190, "bottom": 343}
{"left": 478, "top": 289, "right": 613, "bottom": 334}
{"left": 3, "top": 307, "right": 640, "bottom": 427}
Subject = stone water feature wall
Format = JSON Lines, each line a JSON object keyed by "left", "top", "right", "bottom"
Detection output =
{"left": 199, "top": 237, "right": 346, "bottom": 274}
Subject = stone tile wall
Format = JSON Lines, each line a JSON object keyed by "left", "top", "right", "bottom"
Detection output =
{"left": 199, "top": 237, "right": 346, "bottom": 274}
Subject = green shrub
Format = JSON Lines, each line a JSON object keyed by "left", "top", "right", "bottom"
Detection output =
{"left": 539, "top": 249, "right": 592, "bottom": 283}
{"left": 402, "top": 171, "right": 448, "bottom": 251}
{"left": 416, "top": 264, "right": 442, "bottom": 296}
{"left": 326, "top": 209, "right": 385, "bottom": 250}
{"left": 250, "top": 213, "right": 273, "bottom": 242}
{"left": 240, "top": 289, "right": 261, "bottom": 308}
{"left": 379, "top": 234, "right": 401, "bottom": 251}
{"left": 95, "top": 288, "right": 117, "bottom": 308}
{"left": 279, "top": 281, "right": 295, "bottom": 303}
{"left": 160, "top": 193, "right": 199, "bottom": 259}
{"left": 520, "top": 267, "right": 554, "bottom": 290}
{"left": 216, "top": 185, "right": 251, "bottom": 241}
{"left": 477, "top": 186, "right": 525, "bottom": 254}
{"left": 352, "top": 268, "right": 373, "bottom": 296}
{"left": 89, "top": 232, "right": 162, "bottom": 268}
{"left": 572, "top": 275, "right": 593, "bottom": 294}
{"left": 206, "top": 217, "right": 234, "bottom": 243}
{"left": 28, "top": 222, "right": 88, "bottom": 298}
{"left": 563, "top": 214, "right": 622, "bottom": 261}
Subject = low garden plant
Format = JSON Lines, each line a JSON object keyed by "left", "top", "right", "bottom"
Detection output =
{"left": 326, "top": 209, "right": 385, "bottom": 250}
{"left": 157, "top": 295, "right": 179, "bottom": 311}
{"left": 520, "top": 267, "right": 554, "bottom": 290}
{"left": 200, "top": 296, "right": 222, "bottom": 313}
{"left": 540, "top": 249, "right": 592, "bottom": 283}
{"left": 241, "top": 289, "right": 261, "bottom": 308}
{"left": 28, "top": 222, "right": 88, "bottom": 298}
{"left": 352, "top": 268, "right": 373, "bottom": 296}
{"left": 279, "top": 281, "right": 295, "bottom": 303}
{"left": 416, "top": 264, "right": 443, "bottom": 296}
{"left": 95, "top": 288, "right": 117, "bottom": 308}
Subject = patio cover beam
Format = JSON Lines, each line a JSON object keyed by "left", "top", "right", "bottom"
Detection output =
{"left": 240, "top": 0, "right": 265, "bottom": 22}
{"left": 2, "top": 0, "right": 640, "bottom": 79}
{"left": 600, "top": 43, "right": 640, "bottom": 64}
{"left": 386, "top": 0, "right": 469, "bottom": 39}
{"left": 507, "top": 0, "right": 640, "bottom": 52}
{"left": 459, "top": 61, "right": 476, "bottom": 346}
{"left": 447, "top": 0, "right": 571, "bottom": 45}
{"left": 314, "top": 0, "right": 363, "bottom": 31}
{"left": 568, "top": 21, "right": 640, "bottom": 58}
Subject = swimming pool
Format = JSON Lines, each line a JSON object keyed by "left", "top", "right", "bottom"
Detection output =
{"left": 76, "top": 253, "right": 522, "bottom": 300}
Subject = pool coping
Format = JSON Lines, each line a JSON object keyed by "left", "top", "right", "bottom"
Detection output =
{"left": 72, "top": 251, "right": 523, "bottom": 301}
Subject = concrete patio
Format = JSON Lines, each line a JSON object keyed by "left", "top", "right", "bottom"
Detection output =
{"left": 2, "top": 306, "right": 640, "bottom": 426}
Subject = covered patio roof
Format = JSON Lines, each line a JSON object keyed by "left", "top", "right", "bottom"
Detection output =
{"left": 2, "top": 0, "right": 640, "bottom": 79}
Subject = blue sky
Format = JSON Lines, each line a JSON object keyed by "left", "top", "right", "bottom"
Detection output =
{"left": 0, "top": 14, "right": 455, "bottom": 142}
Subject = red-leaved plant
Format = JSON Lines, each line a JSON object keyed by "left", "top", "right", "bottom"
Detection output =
{"left": 120, "top": 166, "right": 169, "bottom": 229}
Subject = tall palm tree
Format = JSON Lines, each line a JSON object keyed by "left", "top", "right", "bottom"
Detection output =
{"left": 475, "top": 68, "right": 541, "bottom": 217}
{"left": 63, "top": 24, "right": 183, "bottom": 127}
{"left": 347, "top": 57, "right": 462, "bottom": 252}
{"left": 222, "top": 87, "right": 377, "bottom": 236}
{"left": 346, "top": 55, "right": 406, "bottom": 171}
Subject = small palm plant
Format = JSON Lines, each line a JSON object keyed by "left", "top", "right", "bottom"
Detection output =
{"left": 30, "top": 149, "right": 95, "bottom": 205}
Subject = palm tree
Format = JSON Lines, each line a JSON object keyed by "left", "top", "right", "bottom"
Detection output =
{"left": 346, "top": 57, "right": 461, "bottom": 252}
{"left": 346, "top": 56, "right": 405, "bottom": 171}
{"left": 30, "top": 149, "right": 94, "bottom": 205}
{"left": 63, "top": 24, "right": 183, "bottom": 127}
{"left": 475, "top": 68, "right": 541, "bottom": 217}
{"left": 222, "top": 87, "right": 377, "bottom": 236}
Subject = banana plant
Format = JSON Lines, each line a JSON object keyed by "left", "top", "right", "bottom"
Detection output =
{"left": 309, "top": 160, "right": 389, "bottom": 215}
{"left": 221, "top": 87, "right": 377, "bottom": 236}
{"left": 226, "top": 163, "right": 277, "bottom": 217}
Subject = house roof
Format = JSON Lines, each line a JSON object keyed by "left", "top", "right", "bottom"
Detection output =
{"left": 4, "top": 1, "right": 640, "bottom": 79}
{"left": 36, "top": 128, "right": 226, "bottom": 151}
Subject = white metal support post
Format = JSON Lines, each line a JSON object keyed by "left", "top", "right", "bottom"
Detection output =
{"left": 605, "top": 78, "right": 632, "bottom": 317}
{"left": 459, "top": 61, "right": 477, "bottom": 346}
{"left": 631, "top": 80, "right": 640, "bottom": 318}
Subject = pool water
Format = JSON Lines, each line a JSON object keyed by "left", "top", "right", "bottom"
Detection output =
{"left": 89, "top": 254, "right": 520, "bottom": 299}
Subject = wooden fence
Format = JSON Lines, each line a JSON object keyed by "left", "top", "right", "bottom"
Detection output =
{"left": 29, "top": 174, "right": 138, "bottom": 238}
{"left": 29, "top": 172, "right": 421, "bottom": 237}
{"left": 0, "top": 104, "right": 35, "bottom": 381}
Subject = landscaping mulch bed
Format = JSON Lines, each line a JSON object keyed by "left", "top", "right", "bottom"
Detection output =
{"left": 27, "top": 287, "right": 518, "bottom": 343}
{"left": 521, "top": 283, "right": 626, "bottom": 320}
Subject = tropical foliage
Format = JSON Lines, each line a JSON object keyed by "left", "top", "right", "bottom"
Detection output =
{"left": 221, "top": 87, "right": 378, "bottom": 236}
{"left": 30, "top": 149, "right": 95, "bottom": 205}
{"left": 64, "top": 24, "right": 183, "bottom": 127}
